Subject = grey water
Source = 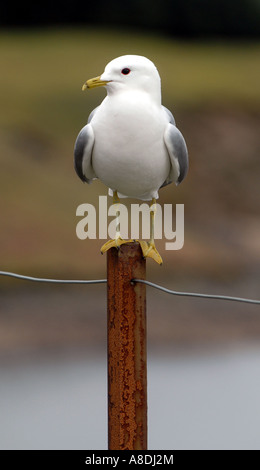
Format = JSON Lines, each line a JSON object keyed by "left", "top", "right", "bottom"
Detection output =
{"left": 1, "top": 346, "right": 260, "bottom": 450}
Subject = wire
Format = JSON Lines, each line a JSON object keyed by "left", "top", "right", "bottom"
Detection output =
{"left": 0, "top": 271, "right": 107, "bottom": 285}
{"left": 132, "top": 279, "right": 260, "bottom": 305}
{"left": 0, "top": 270, "right": 259, "bottom": 305}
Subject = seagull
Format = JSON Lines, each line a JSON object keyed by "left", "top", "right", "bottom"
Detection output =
{"left": 74, "top": 55, "right": 188, "bottom": 264}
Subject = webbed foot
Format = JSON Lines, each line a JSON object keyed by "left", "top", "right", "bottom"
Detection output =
{"left": 101, "top": 237, "right": 134, "bottom": 254}
{"left": 137, "top": 240, "right": 163, "bottom": 265}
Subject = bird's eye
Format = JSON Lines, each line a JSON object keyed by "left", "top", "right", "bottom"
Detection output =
{"left": 121, "top": 68, "right": 131, "bottom": 75}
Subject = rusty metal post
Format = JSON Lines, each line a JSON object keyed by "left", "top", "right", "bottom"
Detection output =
{"left": 107, "top": 242, "right": 147, "bottom": 450}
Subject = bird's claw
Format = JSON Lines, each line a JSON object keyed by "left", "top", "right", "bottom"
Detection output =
{"left": 100, "top": 237, "right": 133, "bottom": 254}
{"left": 101, "top": 238, "right": 163, "bottom": 265}
{"left": 137, "top": 240, "right": 163, "bottom": 265}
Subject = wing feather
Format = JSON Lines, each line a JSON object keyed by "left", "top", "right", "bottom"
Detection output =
{"left": 74, "top": 124, "right": 95, "bottom": 183}
{"left": 74, "top": 107, "right": 100, "bottom": 183}
{"left": 162, "top": 106, "right": 176, "bottom": 125}
{"left": 163, "top": 123, "right": 189, "bottom": 186}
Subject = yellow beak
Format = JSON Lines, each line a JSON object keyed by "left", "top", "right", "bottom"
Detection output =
{"left": 82, "top": 75, "right": 109, "bottom": 90}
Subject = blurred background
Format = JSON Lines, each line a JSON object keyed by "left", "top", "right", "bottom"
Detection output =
{"left": 0, "top": 0, "right": 260, "bottom": 450}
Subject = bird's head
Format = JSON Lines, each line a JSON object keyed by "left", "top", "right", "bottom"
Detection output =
{"left": 82, "top": 55, "right": 161, "bottom": 103}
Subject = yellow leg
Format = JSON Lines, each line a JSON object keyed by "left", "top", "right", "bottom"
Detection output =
{"left": 138, "top": 198, "right": 163, "bottom": 265}
{"left": 101, "top": 191, "right": 133, "bottom": 254}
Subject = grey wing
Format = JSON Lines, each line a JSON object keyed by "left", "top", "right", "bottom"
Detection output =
{"left": 162, "top": 106, "right": 176, "bottom": 125}
{"left": 163, "top": 123, "right": 189, "bottom": 186}
{"left": 87, "top": 105, "right": 100, "bottom": 123}
{"left": 74, "top": 123, "right": 96, "bottom": 183}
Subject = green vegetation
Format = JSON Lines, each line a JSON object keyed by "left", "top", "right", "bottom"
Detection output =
{"left": 1, "top": 29, "right": 259, "bottom": 133}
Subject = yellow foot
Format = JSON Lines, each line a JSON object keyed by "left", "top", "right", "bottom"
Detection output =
{"left": 138, "top": 240, "right": 163, "bottom": 265}
{"left": 100, "top": 238, "right": 133, "bottom": 254}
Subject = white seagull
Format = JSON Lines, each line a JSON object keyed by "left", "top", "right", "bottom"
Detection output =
{"left": 74, "top": 55, "right": 188, "bottom": 264}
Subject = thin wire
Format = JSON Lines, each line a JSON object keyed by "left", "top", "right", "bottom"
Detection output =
{"left": 0, "top": 270, "right": 259, "bottom": 305}
{"left": 0, "top": 271, "right": 107, "bottom": 285}
{"left": 132, "top": 279, "right": 260, "bottom": 306}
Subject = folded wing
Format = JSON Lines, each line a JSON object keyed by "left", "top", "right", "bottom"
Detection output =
{"left": 163, "top": 121, "right": 189, "bottom": 187}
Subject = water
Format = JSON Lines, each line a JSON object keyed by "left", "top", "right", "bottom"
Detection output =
{"left": 1, "top": 346, "right": 260, "bottom": 450}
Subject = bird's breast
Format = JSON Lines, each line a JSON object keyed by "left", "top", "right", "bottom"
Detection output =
{"left": 91, "top": 100, "right": 170, "bottom": 197}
